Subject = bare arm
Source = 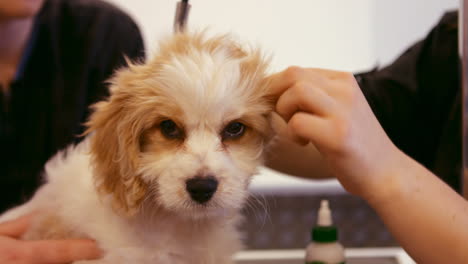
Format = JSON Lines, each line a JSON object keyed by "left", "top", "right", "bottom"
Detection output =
{"left": 369, "top": 151, "right": 468, "bottom": 264}
{"left": 270, "top": 66, "right": 468, "bottom": 264}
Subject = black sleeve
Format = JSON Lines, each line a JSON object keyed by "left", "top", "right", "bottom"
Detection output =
{"left": 0, "top": 0, "right": 146, "bottom": 211}
{"left": 91, "top": 5, "right": 146, "bottom": 84}
{"left": 355, "top": 11, "right": 459, "bottom": 170}
{"left": 69, "top": 1, "right": 146, "bottom": 139}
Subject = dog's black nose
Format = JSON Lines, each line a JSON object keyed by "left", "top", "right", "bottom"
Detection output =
{"left": 186, "top": 176, "right": 218, "bottom": 204}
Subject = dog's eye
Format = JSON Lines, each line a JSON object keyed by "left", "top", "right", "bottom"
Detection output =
{"left": 222, "top": 122, "right": 245, "bottom": 140}
{"left": 160, "top": 120, "right": 183, "bottom": 139}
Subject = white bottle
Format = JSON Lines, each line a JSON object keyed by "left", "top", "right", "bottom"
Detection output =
{"left": 305, "top": 200, "right": 346, "bottom": 264}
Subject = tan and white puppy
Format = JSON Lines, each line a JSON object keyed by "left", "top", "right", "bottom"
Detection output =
{"left": 0, "top": 32, "right": 276, "bottom": 263}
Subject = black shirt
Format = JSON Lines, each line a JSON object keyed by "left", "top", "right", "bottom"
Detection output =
{"left": 357, "top": 11, "right": 461, "bottom": 192}
{"left": 0, "top": 0, "right": 145, "bottom": 212}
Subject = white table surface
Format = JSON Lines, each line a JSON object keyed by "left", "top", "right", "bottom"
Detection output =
{"left": 235, "top": 247, "right": 415, "bottom": 264}
{"left": 249, "top": 167, "right": 348, "bottom": 196}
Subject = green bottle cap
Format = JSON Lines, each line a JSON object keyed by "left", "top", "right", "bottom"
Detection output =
{"left": 312, "top": 225, "right": 338, "bottom": 243}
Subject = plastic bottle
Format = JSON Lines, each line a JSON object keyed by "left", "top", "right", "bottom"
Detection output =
{"left": 305, "top": 200, "right": 345, "bottom": 264}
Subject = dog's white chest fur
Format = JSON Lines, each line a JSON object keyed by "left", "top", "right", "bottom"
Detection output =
{"left": 1, "top": 141, "right": 242, "bottom": 264}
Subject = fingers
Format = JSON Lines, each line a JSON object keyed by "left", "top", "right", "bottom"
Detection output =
{"left": 22, "top": 239, "right": 102, "bottom": 264}
{"left": 287, "top": 112, "right": 328, "bottom": 146}
{"left": 0, "top": 214, "right": 102, "bottom": 264}
{"left": 0, "top": 213, "right": 36, "bottom": 238}
{"left": 267, "top": 66, "right": 350, "bottom": 97}
{"left": 267, "top": 66, "right": 305, "bottom": 96}
{"left": 270, "top": 66, "right": 356, "bottom": 147}
{"left": 276, "top": 81, "right": 335, "bottom": 121}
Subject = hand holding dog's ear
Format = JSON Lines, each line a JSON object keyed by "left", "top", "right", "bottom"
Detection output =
{"left": 269, "top": 66, "right": 403, "bottom": 200}
{"left": 271, "top": 66, "right": 468, "bottom": 264}
{"left": 0, "top": 213, "right": 102, "bottom": 264}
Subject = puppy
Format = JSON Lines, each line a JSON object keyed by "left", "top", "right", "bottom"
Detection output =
{"left": 0, "top": 32, "right": 276, "bottom": 263}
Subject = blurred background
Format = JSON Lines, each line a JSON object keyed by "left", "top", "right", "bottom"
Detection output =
{"left": 106, "top": 0, "right": 458, "bottom": 250}
{"left": 107, "top": 0, "right": 457, "bottom": 70}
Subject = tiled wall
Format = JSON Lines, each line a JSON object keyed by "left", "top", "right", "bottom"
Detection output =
{"left": 240, "top": 194, "right": 398, "bottom": 249}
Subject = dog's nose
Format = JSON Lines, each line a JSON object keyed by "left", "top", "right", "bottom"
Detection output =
{"left": 186, "top": 176, "right": 218, "bottom": 204}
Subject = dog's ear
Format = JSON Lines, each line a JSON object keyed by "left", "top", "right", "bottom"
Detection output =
{"left": 237, "top": 50, "right": 278, "bottom": 146}
{"left": 84, "top": 69, "right": 148, "bottom": 216}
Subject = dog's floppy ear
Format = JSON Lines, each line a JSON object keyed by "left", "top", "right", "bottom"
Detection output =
{"left": 84, "top": 68, "right": 148, "bottom": 216}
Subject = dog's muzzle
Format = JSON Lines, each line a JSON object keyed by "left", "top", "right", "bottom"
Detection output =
{"left": 185, "top": 176, "right": 218, "bottom": 204}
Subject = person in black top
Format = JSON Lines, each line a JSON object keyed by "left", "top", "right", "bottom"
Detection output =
{"left": 267, "top": 11, "right": 461, "bottom": 193}
{"left": 1, "top": 0, "right": 145, "bottom": 212}
{"left": 268, "top": 11, "right": 464, "bottom": 263}
{"left": 0, "top": 0, "right": 144, "bottom": 262}
{"left": 358, "top": 11, "right": 460, "bottom": 192}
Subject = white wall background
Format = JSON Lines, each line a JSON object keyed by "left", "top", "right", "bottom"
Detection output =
{"left": 108, "top": 0, "right": 459, "bottom": 71}
{"left": 106, "top": 0, "right": 459, "bottom": 193}
{"left": 108, "top": 0, "right": 376, "bottom": 72}
{"left": 374, "top": 0, "right": 458, "bottom": 66}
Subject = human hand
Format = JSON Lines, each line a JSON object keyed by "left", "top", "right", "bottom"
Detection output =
{"left": 269, "top": 66, "right": 406, "bottom": 200}
{"left": 0, "top": 213, "right": 102, "bottom": 264}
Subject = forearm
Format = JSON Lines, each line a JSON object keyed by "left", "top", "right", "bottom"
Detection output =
{"left": 367, "top": 151, "right": 468, "bottom": 264}
{"left": 268, "top": 66, "right": 468, "bottom": 262}
{"left": 266, "top": 136, "right": 334, "bottom": 179}
{"left": 265, "top": 114, "right": 334, "bottom": 179}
